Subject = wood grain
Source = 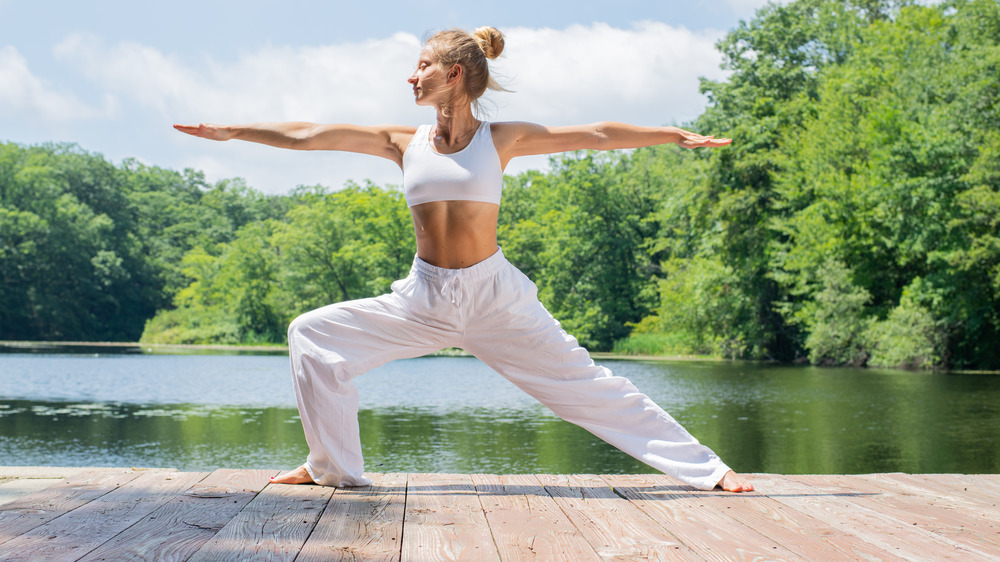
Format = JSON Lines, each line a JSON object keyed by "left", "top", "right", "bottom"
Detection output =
{"left": 762, "top": 473, "right": 996, "bottom": 561}
{"left": 0, "top": 469, "right": 207, "bottom": 561}
{"left": 537, "top": 473, "right": 701, "bottom": 560}
{"left": 472, "top": 473, "right": 601, "bottom": 561}
{"left": 296, "top": 472, "right": 406, "bottom": 562}
{"left": 78, "top": 468, "right": 277, "bottom": 562}
{"left": 688, "top": 473, "right": 905, "bottom": 561}
{"left": 0, "top": 478, "right": 63, "bottom": 507}
{"left": 0, "top": 468, "right": 141, "bottom": 545}
{"left": 402, "top": 472, "right": 498, "bottom": 561}
{"left": 602, "top": 473, "right": 803, "bottom": 561}
{"left": 187, "top": 480, "right": 333, "bottom": 562}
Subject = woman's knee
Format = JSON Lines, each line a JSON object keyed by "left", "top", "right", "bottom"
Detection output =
{"left": 287, "top": 311, "right": 314, "bottom": 345}
{"left": 287, "top": 305, "right": 341, "bottom": 347}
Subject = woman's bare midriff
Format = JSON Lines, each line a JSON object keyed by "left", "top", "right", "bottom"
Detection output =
{"left": 410, "top": 200, "right": 500, "bottom": 269}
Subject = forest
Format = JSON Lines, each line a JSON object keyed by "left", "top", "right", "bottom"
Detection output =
{"left": 1, "top": 0, "right": 998, "bottom": 370}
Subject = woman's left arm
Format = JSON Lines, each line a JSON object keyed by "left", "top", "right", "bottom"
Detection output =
{"left": 493, "top": 121, "right": 730, "bottom": 167}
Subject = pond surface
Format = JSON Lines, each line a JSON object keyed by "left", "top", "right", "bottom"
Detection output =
{"left": 1, "top": 352, "right": 997, "bottom": 475}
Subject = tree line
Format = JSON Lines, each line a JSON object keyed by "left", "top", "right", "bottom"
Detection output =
{"left": 2, "top": 0, "right": 997, "bottom": 370}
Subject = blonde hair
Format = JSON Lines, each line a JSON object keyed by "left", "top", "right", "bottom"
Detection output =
{"left": 425, "top": 26, "right": 508, "bottom": 114}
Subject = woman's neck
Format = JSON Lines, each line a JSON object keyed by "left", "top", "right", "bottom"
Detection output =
{"left": 433, "top": 105, "right": 480, "bottom": 149}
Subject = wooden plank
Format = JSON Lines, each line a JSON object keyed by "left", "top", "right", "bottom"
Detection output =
{"left": 959, "top": 475, "right": 1000, "bottom": 501}
{"left": 0, "top": 467, "right": 101, "bottom": 479}
{"left": 0, "top": 468, "right": 142, "bottom": 546}
{"left": 829, "top": 473, "right": 1000, "bottom": 519}
{"left": 862, "top": 473, "right": 1000, "bottom": 516}
{"left": 794, "top": 474, "right": 1000, "bottom": 554}
{"left": 759, "top": 474, "right": 996, "bottom": 561}
{"left": 0, "top": 479, "right": 62, "bottom": 506}
{"left": 297, "top": 472, "right": 405, "bottom": 562}
{"left": 402, "top": 472, "right": 498, "bottom": 561}
{"left": 0, "top": 469, "right": 207, "bottom": 561}
{"left": 536, "top": 473, "right": 700, "bottom": 560}
{"left": 602, "top": 473, "right": 804, "bottom": 561}
{"left": 700, "top": 474, "right": 908, "bottom": 561}
{"left": 187, "top": 480, "right": 334, "bottom": 562}
{"left": 472, "top": 473, "right": 601, "bottom": 561}
{"left": 78, "top": 468, "right": 277, "bottom": 562}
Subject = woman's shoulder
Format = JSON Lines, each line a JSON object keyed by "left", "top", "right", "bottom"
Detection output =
{"left": 489, "top": 121, "right": 550, "bottom": 147}
{"left": 490, "top": 120, "right": 540, "bottom": 130}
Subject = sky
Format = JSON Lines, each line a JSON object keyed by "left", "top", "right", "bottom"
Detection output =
{"left": 1, "top": 0, "right": 778, "bottom": 194}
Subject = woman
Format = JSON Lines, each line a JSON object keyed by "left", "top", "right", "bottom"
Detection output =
{"left": 175, "top": 26, "right": 753, "bottom": 492}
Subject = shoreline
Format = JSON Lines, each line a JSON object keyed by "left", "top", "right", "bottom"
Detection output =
{"left": 2, "top": 340, "right": 997, "bottom": 373}
{"left": 0, "top": 340, "right": 720, "bottom": 362}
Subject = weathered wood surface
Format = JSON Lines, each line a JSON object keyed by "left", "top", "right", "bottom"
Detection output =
{"left": 0, "top": 468, "right": 997, "bottom": 561}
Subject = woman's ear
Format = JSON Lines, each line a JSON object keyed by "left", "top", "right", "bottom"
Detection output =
{"left": 447, "top": 64, "right": 463, "bottom": 84}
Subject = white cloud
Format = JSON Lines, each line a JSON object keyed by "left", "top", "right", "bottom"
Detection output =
{"left": 53, "top": 32, "right": 424, "bottom": 125}
{"left": 494, "top": 22, "right": 726, "bottom": 125}
{"left": 0, "top": 46, "right": 106, "bottom": 121}
{"left": 52, "top": 23, "right": 729, "bottom": 193}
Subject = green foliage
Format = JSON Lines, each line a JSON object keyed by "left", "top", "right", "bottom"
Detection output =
{"left": 611, "top": 332, "right": 688, "bottom": 356}
{"left": 1, "top": 144, "right": 152, "bottom": 340}
{"left": 613, "top": 0, "right": 1000, "bottom": 369}
{"left": 500, "top": 152, "right": 660, "bottom": 350}
{"left": 140, "top": 221, "right": 284, "bottom": 345}
{"left": 635, "top": 257, "right": 751, "bottom": 358}
{"left": 274, "top": 183, "right": 412, "bottom": 311}
{"left": 794, "top": 259, "right": 872, "bottom": 366}
{"left": 140, "top": 183, "right": 413, "bottom": 344}
{"left": 763, "top": 0, "right": 1000, "bottom": 368}
{"left": 0, "top": 142, "right": 288, "bottom": 342}
{"left": 866, "top": 283, "right": 944, "bottom": 369}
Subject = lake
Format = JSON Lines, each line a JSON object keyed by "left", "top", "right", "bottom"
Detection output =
{"left": 1, "top": 350, "right": 997, "bottom": 476}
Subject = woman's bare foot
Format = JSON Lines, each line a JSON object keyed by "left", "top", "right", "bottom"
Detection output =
{"left": 717, "top": 470, "right": 754, "bottom": 492}
{"left": 269, "top": 465, "right": 316, "bottom": 485}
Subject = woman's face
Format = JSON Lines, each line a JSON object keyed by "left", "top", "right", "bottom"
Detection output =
{"left": 407, "top": 45, "right": 449, "bottom": 106}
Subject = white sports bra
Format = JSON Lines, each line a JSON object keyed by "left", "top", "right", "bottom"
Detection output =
{"left": 402, "top": 122, "right": 503, "bottom": 207}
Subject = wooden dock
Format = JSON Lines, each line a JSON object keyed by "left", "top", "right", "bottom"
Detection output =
{"left": 1, "top": 467, "right": 998, "bottom": 560}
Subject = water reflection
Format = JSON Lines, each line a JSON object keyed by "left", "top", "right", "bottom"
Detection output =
{"left": 0, "top": 353, "right": 997, "bottom": 475}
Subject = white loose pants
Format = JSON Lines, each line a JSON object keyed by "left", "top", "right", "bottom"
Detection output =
{"left": 287, "top": 248, "right": 731, "bottom": 490}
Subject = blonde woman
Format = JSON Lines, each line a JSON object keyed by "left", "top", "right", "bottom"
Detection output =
{"left": 175, "top": 27, "right": 753, "bottom": 492}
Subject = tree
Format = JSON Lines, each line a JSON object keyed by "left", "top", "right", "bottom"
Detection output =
{"left": 771, "top": 1, "right": 1000, "bottom": 368}
{"left": 500, "top": 152, "right": 660, "bottom": 350}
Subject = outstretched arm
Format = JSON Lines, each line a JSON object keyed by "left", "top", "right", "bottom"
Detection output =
{"left": 172, "top": 122, "right": 417, "bottom": 167}
{"left": 493, "top": 121, "right": 730, "bottom": 167}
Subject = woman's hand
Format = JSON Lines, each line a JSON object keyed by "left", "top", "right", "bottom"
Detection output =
{"left": 173, "top": 123, "right": 234, "bottom": 141}
{"left": 674, "top": 129, "right": 731, "bottom": 150}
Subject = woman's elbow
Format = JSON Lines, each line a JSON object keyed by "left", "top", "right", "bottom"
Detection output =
{"left": 589, "top": 122, "right": 615, "bottom": 150}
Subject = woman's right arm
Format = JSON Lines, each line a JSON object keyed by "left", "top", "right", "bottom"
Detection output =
{"left": 172, "top": 123, "right": 417, "bottom": 166}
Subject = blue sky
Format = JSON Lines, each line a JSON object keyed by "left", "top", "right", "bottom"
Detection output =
{"left": 1, "top": 0, "right": 774, "bottom": 194}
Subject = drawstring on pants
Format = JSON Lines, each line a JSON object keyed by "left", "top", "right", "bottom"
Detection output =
{"left": 410, "top": 248, "right": 505, "bottom": 308}
{"left": 441, "top": 274, "right": 463, "bottom": 306}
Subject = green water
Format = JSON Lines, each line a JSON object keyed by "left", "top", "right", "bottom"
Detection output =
{"left": 0, "top": 353, "right": 997, "bottom": 475}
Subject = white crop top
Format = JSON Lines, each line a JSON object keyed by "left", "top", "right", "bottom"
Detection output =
{"left": 402, "top": 122, "right": 503, "bottom": 207}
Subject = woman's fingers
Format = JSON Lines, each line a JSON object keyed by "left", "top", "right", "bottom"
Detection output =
{"left": 679, "top": 134, "right": 732, "bottom": 149}
{"left": 173, "top": 123, "right": 231, "bottom": 141}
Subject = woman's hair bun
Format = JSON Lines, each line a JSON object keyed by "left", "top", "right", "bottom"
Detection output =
{"left": 472, "top": 26, "right": 505, "bottom": 60}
